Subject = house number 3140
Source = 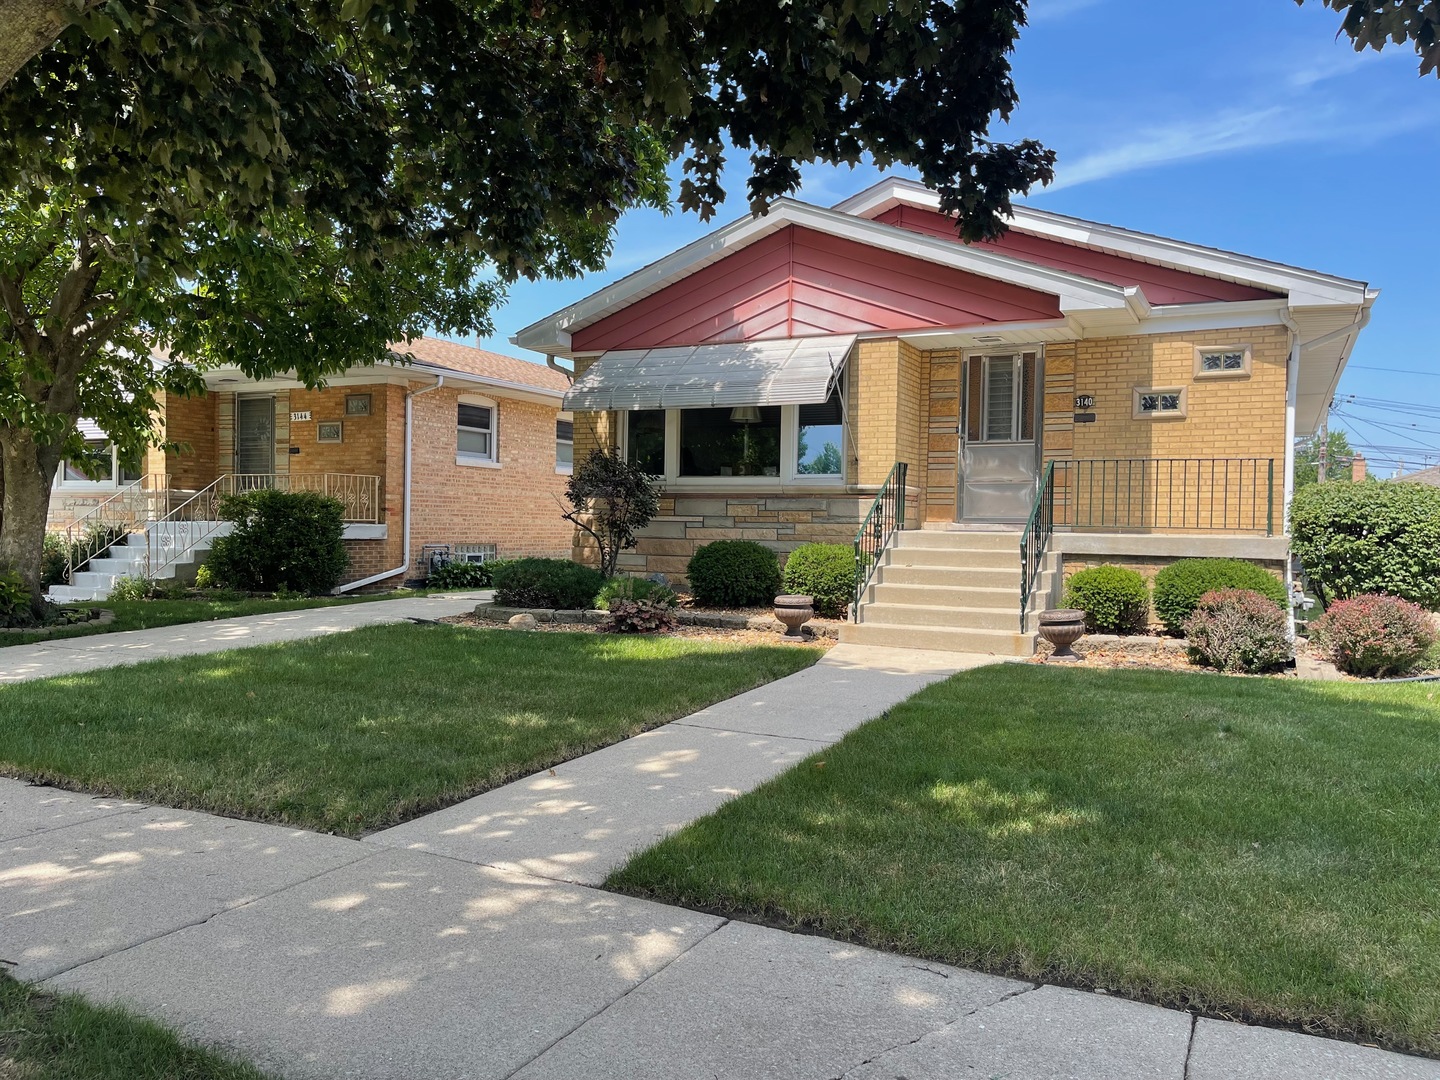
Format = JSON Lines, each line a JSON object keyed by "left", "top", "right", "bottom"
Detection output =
{"left": 1074, "top": 395, "right": 1095, "bottom": 410}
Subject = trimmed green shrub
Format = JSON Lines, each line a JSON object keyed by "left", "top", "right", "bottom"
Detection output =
{"left": 594, "top": 576, "right": 678, "bottom": 610}
{"left": 426, "top": 559, "right": 492, "bottom": 589}
{"left": 41, "top": 533, "right": 69, "bottom": 589}
{"left": 206, "top": 489, "right": 349, "bottom": 596}
{"left": 1183, "top": 588, "right": 1292, "bottom": 674}
{"left": 1308, "top": 594, "right": 1438, "bottom": 677}
{"left": 1292, "top": 482, "right": 1440, "bottom": 610}
{"left": 1153, "top": 558, "right": 1288, "bottom": 635}
{"left": 0, "top": 569, "right": 33, "bottom": 627}
{"left": 601, "top": 597, "right": 679, "bottom": 634}
{"left": 1063, "top": 564, "right": 1150, "bottom": 635}
{"left": 492, "top": 558, "right": 605, "bottom": 610}
{"left": 687, "top": 540, "right": 781, "bottom": 608}
{"left": 781, "top": 543, "right": 856, "bottom": 619}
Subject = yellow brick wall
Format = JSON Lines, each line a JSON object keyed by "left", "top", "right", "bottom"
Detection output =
{"left": 922, "top": 348, "right": 961, "bottom": 522}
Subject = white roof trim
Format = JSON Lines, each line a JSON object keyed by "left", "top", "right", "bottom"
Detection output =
{"left": 563, "top": 335, "right": 856, "bottom": 412}
{"left": 834, "top": 177, "right": 1371, "bottom": 308}
{"left": 515, "top": 200, "right": 1133, "bottom": 357}
{"left": 196, "top": 359, "right": 564, "bottom": 403}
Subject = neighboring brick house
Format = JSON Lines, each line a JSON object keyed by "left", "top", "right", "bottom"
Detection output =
{"left": 514, "top": 176, "right": 1376, "bottom": 653}
{"left": 49, "top": 338, "right": 574, "bottom": 597}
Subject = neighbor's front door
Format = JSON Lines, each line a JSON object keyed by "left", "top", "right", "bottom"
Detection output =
{"left": 235, "top": 395, "right": 276, "bottom": 479}
{"left": 957, "top": 351, "right": 1040, "bottom": 522}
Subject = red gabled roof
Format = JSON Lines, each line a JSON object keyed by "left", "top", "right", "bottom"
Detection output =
{"left": 873, "top": 205, "right": 1281, "bottom": 306}
{"left": 570, "top": 226, "right": 1066, "bottom": 353}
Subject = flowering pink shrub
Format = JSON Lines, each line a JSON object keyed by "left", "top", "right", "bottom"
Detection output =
{"left": 1308, "top": 594, "right": 1438, "bottom": 678}
{"left": 1182, "top": 588, "right": 1291, "bottom": 674}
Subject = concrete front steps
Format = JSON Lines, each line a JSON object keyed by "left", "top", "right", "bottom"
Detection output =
{"left": 838, "top": 529, "right": 1058, "bottom": 656}
{"left": 47, "top": 523, "right": 226, "bottom": 603}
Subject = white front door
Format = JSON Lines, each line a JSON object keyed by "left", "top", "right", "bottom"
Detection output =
{"left": 957, "top": 351, "right": 1040, "bottom": 522}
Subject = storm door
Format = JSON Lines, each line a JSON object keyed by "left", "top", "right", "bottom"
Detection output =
{"left": 957, "top": 352, "right": 1040, "bottom": 522}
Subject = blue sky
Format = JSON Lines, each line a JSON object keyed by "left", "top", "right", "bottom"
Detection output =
{"left": 464, "top": 0, "right": 1440, "bottom": 475}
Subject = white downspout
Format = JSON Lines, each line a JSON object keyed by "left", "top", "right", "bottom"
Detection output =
{"left": 1280, "top": 312, "right": 1301, "bottom": 535}
{"left": 334, "top": 376, "right": 445, "bottom": 593}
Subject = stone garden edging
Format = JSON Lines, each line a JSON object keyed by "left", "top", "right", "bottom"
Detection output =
{"left": 1, "top": 608, "right": 114, "bottom": 637}
{"left": 1034, "top": 633, "right": 1189, "bottom": 660}
{"left": 472, "top": 603, "right": 840, "bottom": 640}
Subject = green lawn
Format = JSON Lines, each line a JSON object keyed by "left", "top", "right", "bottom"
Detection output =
{"left": 609, "top": 665, "right": 1440, "bottom": 1056}
{"left": 0, "top": 624, "right": 819, "bottom": 835}
{"left": 4, "top": 590, "right": 441, "bottom": 647}
{"left": 0, "top": 972, "right": 272, "bottom": 1080}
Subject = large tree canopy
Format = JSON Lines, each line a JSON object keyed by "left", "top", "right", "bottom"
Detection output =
{"left": 0, "top": 0, "right": 1055, "bottom": 612}
{"left": 1298, "top": 1, "right": 1440, "bottom": 76}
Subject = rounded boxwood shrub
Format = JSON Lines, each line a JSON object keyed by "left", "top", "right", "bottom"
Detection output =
{"left": 1307, "top": 593, "right": 1438, "bottom": 677}
{"left": 1183, "top": 588, "right": 1292, "bottom": 674}
{"left": 491, "top": 558, "right": 605, "bottom": 610}
{"left": 1063, "top": 564, "right": 1150, "bottom": 634}
{"left": 1153, "top": 558, "right": 1288, "bottom": 635}
{"left": 207, "top": 489, "right": 349, "bottom": 595}
{"left": 594, "top": 576, "right": 678, "bottom": 610}
{"left": 687, "top": 540, "right": 781, "bottom": 608}
{"left": 781, "top": 543, "right": 856, "bottom": 619}
{"left": 1292, "top": 481, "right": 1440, "bottom": 610}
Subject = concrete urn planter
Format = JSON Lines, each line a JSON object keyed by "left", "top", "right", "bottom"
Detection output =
{"left": 773, "top": 595, "right": 815, "bottom": 638}
{"left": 1038, "top": 608, "right": 1086, "bottom": 662}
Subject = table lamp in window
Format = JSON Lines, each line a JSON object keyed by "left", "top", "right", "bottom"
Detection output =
{"left": 730, "top": 406, "right": 762, "bottom": 474}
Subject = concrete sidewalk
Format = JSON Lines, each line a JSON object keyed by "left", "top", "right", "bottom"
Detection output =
{"left": 2, "top": 641, "right": 1437, "bottom": 1079}
{"left": 0, "top": 591, "right": 490, "bottom": 683}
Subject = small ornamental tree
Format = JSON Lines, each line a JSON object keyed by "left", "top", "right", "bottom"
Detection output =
{"left": 563, "top": 449, "right": 661, "bottom": 578}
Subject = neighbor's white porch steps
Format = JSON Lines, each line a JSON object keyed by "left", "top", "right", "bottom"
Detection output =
{"left": 47, "top": 522, "right": 229, "bottom": 603}
{"left": 838, "top": 529, "right": 1058, "bottom": 656}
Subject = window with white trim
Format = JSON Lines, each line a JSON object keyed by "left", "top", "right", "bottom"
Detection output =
{"left": 1133, "top": 387, "right": 1187, "bottom": 419}
{"left": 1194, "top": 345, "right": 1251, "bottom": 378}
{"left": 796, "top": 390, "right": 844, "bottom": 476}
{"left": 456, "top": 400, "right": 497, "bottom": 465}
{"left": 56, "top": 440, "right": 143, "bottom": 489}
{"left": 625, "top": 409, "right": 666, "bottom": 475}
{"left": 556, "top": 414, "right": 574, "bottom": 473}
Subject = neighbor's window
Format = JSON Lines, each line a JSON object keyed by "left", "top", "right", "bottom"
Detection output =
{"left": 1195, "top": 346, "right": 1251, "bottom": 378}
{"left": 679, "top": 405, "right": 782, "bottom": 477}
{"left": 1133, "top": 387, "right": 1187, "bottom": 419}
{"left": 556, "top": 417, "right": 574, "bottom": 472}
{"left": 625, "top": 409, "right": 666, "bottom": 475}
{"left": 797, "top": 390, "right": 844, "bottom": 477}
{"left": 58, "top": 440, "right": 141, "bottom": 486}
{"left": 457, "top": 401, "right": 496, "bottom": 463}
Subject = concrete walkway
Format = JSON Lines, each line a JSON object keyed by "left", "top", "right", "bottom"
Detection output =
{"left": 2, "top": 640, "right": 1436, "bottom": 1079}
{"left": 0, "top": 591, "right": 491, "bottom": 683}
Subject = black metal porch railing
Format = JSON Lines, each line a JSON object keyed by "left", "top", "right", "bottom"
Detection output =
{"left": 852, "top": 461, "right": 908, "bottom": 621}
{"left": 1019, "top": 460, "right": 1056, "bottom": 632}
{"left": 1052, "top": 458, "right": 1276, "bottom": 536}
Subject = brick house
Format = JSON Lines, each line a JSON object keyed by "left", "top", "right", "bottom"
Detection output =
{"left": 48, "top": 338, "right": 575, "bottom": 600}
{"left": 514, "top": 177, "right": 1376, "bottom": 653}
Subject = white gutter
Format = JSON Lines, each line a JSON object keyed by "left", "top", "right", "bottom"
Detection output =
{"left": 334, "top": 376, "right": 446, "bottom": 593}
{"left": 1280, "top": 312, "right": 1301, "bottom": 536}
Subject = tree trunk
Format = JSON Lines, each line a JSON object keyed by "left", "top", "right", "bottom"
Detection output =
{"left": 0, "top": 0, "right": 98, "bottom": 87}
{"left": 0, "top": 427, "right": 60, "bottom": 615}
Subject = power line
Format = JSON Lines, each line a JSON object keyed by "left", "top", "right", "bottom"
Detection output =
{"left": 1348, "top": 365, "right": 1440, "bottom": 378}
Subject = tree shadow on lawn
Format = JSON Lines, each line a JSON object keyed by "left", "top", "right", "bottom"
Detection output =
{"left": 0, "top": 623, "right": 821, "bottom": 835}
{"left": 608, "top": 664, "right": 1440, "bottom": 1056}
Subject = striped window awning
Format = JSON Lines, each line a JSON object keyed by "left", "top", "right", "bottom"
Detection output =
{"left": 563, "top": 334, "right": 856, "bottom": 412}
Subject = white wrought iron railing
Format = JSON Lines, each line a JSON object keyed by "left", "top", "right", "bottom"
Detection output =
{"left": 58, "top": 474, "right": 171, "bottom": 582}
{"left": 221, "top": 473, "right": 382, "bottom": 524}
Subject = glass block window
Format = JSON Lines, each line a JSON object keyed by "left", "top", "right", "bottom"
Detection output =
{"left": 1196, "top": 346, "right": 1250, "bottom": 377}
{"left": 1134, "top": 387, "right": 1187, "bottom": 419}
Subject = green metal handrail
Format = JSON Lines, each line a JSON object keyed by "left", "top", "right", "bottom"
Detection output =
{"left": 852, "top": 461, "right": 908, "bottom": 621}
{"left": 1019, "top": 461, "right": 1056, "bottom": 632}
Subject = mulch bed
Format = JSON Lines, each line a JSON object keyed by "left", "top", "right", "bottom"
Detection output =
{"left": 440, "top": 611, "right": 835, "bottom": 649}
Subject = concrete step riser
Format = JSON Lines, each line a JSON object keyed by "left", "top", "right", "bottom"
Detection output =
{"left": 869, "top": 583, "right": 1019, "bottom": 610}
{"left": 839, "top": 622, "right": 1036, "bottom": 657}
{"left": 886, "top": 548, "right": 1017, "bottom": 569}
{"left": 861, "top": 603, "right": 1018, "bottom": 631}
{"left": 896, "top": 531, "right": 1020, "bottom": 552}
{"left": 878, "top": 566, "right": 1023, "bottom": 588}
